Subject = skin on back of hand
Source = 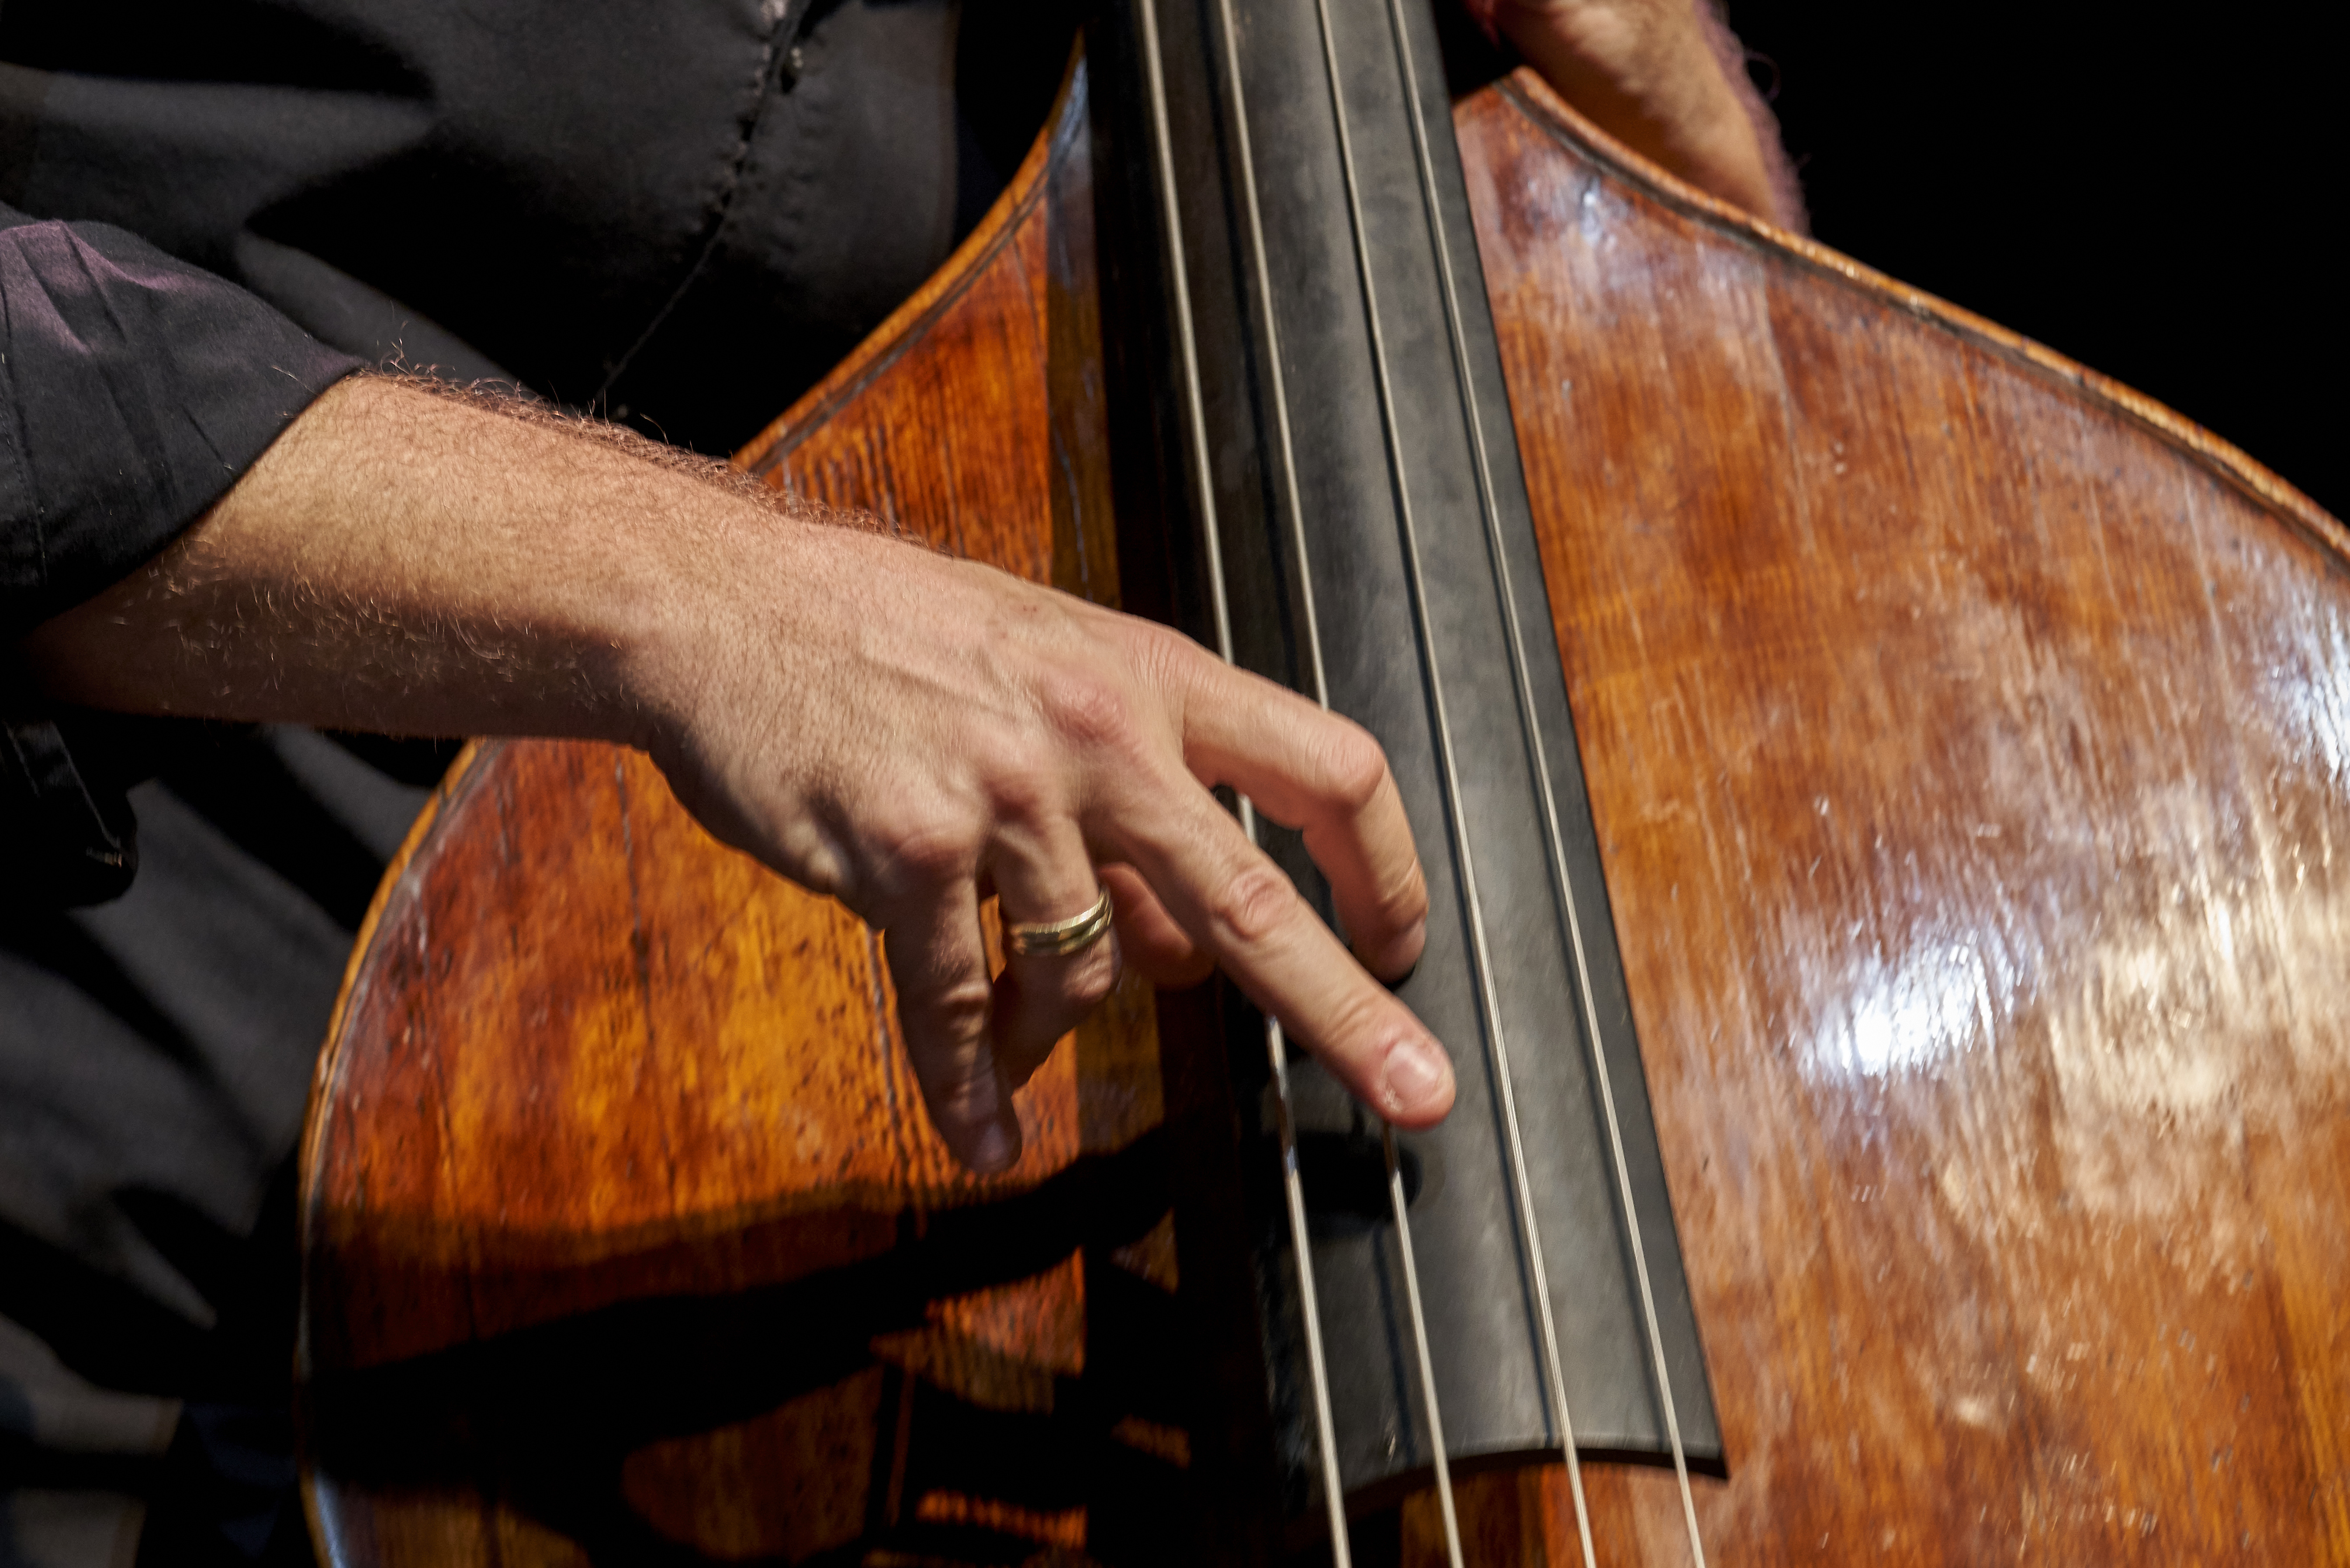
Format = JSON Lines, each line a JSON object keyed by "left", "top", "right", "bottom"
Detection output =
{"left": 21, "top": 374, "right": 1451, "bottom": 1172}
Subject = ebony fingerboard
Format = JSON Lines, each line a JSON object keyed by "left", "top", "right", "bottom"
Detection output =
{"left": 1087, "top": 0, "right": 1723, "bottom": 1531}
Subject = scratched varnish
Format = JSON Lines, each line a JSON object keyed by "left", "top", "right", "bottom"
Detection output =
{"left": 300, "top": 61, "right": 2350, "bottom": 1568}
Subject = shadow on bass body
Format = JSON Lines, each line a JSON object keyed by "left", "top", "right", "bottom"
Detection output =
{"left": 298, "top": 7, "right": 2350, "bottom": 1564}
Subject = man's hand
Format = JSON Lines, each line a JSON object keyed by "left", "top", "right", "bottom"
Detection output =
{"left": 1475, "top": 0, "right": 1803, "bottom": 229}
{"left": 653, "top": 525, "right": 1445, "bottom": 1171}
{"left": 21, "top": 374, "right": 1450, "bottom": 1172}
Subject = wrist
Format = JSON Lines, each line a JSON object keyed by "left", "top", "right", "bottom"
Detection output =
{"left": 21, "top": 375, "right": 789, "bottom": 755}
{"left": 609, "top": 484, "right": 880, "bottom": 781}
{"left": 604, "top": 492, "right": 781, "bottom": 768}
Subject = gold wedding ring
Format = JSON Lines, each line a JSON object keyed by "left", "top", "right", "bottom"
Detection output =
{"left": 1003, "top": 886, "right": 1115, "bottom": 959}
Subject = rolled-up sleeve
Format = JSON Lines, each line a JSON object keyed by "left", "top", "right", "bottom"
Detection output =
{"left": 0, "top": 201, "right": 360, "bottom": 633}
{"left": 2, "top": 201, "right": 360, "bottom": 903}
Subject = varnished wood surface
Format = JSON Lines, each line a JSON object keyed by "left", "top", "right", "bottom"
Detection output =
{"left": 300, "top": 51, "right": 2350, "bottom": 1568}
{"left": 1413, "top": 73, "right": 2349, "bottom": 1564}
{"left": 299, "top": 66, "right": 1187, "bottom": 1567}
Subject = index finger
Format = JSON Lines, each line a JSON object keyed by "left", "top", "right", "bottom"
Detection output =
{"left": 1176, "top": 661, "right": 1428, "bottom": 981}
{"left": 1102, "top": 770, "right": 1454, "bottom": 1128}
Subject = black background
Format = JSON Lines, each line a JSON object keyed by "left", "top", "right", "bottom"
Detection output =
{"left": 1721, "top": 0, "right": 2343, "bottom": 519}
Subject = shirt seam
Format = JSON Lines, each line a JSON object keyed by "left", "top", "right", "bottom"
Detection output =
{"left": 591, "top": 0, "right": 817, "bottom": 411}
{"left": 0, "top": 249, "right": 48, "bottom": 600}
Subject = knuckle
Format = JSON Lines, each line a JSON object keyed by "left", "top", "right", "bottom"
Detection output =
{"left": 1127, "top": 623, "right": 1213, "bottom": 710}
{"left": 1059, "top": 943, "right": 1120, "bottom": 1011}
{"left": 1318, "top": 719, "right": 1390, "bottom": 813}
{"left": 1372, "top": 857, "right": 1428, "bottom": 928}
{"left": 1037, "top": 668, "right": 1142, "bottom": 756}
{"left": 1210, "top": 859, "right": 1299, "bottom": 947}
{"left": 927, "top": 1065, "right": 1002, "bottom": 1129}
{"left": 906, "top": 993, "right": 1000, "bottom": 1116}
{"left": 980, "top": 760, "right": 1054, "bottom": 829}
{"left": 1314, "top": 986, "right": 1394, "bottom": 1062}
{"left": 876, "top": 808, "right": 979, "bottom": 888}
{"left": 915, "top": 973, "right": 995, "bottom": 1044}
{"left": 1120, "top": 618, "right": 1194, "bottom": 678}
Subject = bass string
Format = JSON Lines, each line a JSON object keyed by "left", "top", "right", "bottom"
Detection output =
{"left": 1366, "top": 1, "right": 1597, "bottom": 1562}
{"left": 1304, "top": 0, "right": 1551, "bottom": 1560}
{"left": 1374, "top": 0, "right": 1713, "bottom": 1561}
{"left": 1212, "top": 3, "right": 1466, "bottom": 1561}
{"left": 1382, "top": 1121, "right": 1462, "bottom": 1566}
{"left": 1203, "top": 10, "right": 1412, "bottom": 1565}
{"left": 1211, "top": 0, "right": 1327, "bottom": 713}
{"left": 1154, "top": 0, "right": 1462, "bottom": 1555}
{"left": 1146, "top": 0, "right": 1689, "bottom": 1560}
{"left": 1131, "top": 0, "right": 1355, "bottom": 1561}
{"left": 1375, "top": 7, "right": 1710, "bottom": 1561}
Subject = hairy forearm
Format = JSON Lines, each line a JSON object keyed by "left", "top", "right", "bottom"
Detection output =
{"left": 20, "top": 374, "right": 779, "bottom": 747}
{"left": 20, "top": 368, "right": 1456, "bottom": 1168}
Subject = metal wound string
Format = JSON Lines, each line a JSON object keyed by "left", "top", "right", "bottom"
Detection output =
{"left": 1372, "top": 24, "right": 1595, "bottom": 1564}
{"left": 1214, "top": 8, "right": 1491, "bottom": 1563}
{"left": 1383, "top": 1122, "right": 1462, "bottom": 1565}
{"left": 1211, "top": 0, "right": 1328, "bottom": 713}
{"left": 1378, "top": 6, "right": 1711, "bottom": 1561}
{"left": 1308, "top": 1, "right": 1542, "bottom": 1561}
{"left": 1133, "top": 1, "right": 1353, "bottom": 1560}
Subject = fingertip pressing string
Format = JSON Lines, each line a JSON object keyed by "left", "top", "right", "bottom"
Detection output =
{"left": 1133, "top": 2, "right": 1354, "bottom": 1558}
{"left": 1381, "top": 0, "right": 1707, "bottom": 1558}
{"left": 1142, "top": 2, "right": 1710, "bottom": 1562}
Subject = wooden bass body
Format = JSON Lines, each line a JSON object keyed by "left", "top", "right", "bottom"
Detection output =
{"left": 298, "top": 55, "right": 2350, "bottom": 1568}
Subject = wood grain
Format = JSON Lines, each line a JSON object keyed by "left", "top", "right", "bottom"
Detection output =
{"left": 299, "top": 43, "right": 2350, "bottom": 1568}
{"left": 1430, "top": 69, "right": 2350, "bottom": 1566}
{"left": 299, "top": 61, "right": 1190, "bottom": 1568}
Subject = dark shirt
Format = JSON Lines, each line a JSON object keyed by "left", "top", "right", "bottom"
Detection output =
{"left": 0, "top": 0, "right": 1033, "bottom": 452}
{"left": 0, "top": 208, "right": 362, "bottom": 905}
{"left": 0, "top": 3, "right": 1070, "bottom": 1561}
{"left": 0, "top": 0, "right": 1017, "bottom": 906}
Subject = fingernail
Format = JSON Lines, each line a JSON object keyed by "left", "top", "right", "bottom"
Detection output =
{"left": 1381, "top": 1037, "right": 1453, "bottom": 1119}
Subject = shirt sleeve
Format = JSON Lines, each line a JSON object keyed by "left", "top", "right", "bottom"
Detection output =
{"left": 1, "top": 201, "right": 363, "bottom": 905}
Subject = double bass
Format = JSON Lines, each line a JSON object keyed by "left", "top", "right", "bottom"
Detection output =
{"left": 294, "top": 1, "right": 2350, "bottom": 1562}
